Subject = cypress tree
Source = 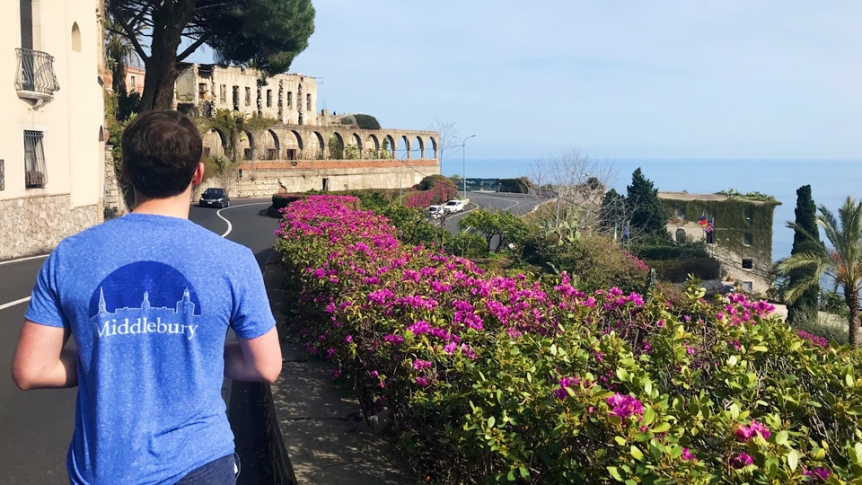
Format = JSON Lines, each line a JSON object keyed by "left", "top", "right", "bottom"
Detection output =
{"left": 625, "top": 168, "right": 671, "bottom": 243}
{"left": 599, "top": 188, "right": 626, "bottom": 232}
{"left": 787, "top": 185, "right": 822, "bottom": 323}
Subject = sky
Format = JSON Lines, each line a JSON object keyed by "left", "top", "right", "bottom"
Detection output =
{"left": 188, "top": 1, "right": 862, "bottom": 161}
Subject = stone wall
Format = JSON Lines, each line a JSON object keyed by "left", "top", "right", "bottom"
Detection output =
{"left": 0, "top": 195, "right": 99, "bottom": 260}
{"left": 104, "top": 146, "right": 130, "bottom": 218}
{"left": 196, "top": 160, "right": 440, "bottom": 199}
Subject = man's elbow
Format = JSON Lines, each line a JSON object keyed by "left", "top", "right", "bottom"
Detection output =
{"left": 11, "top": 367, "right": 37, "bottom": 391}
{"left": 259, "top": 361, "right": 282, "bottom": 384}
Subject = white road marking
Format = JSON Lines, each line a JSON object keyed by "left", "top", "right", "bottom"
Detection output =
{"left": 0, "top": 297, "right": 31, "bottom": 312}
{"left": 0, "top": 254, "right": 48, "bottom": 266}
{"left": 0, "top": 202, "right": 273, "bottom": 311}
{"left": 215, "top": 202, "right": 271, "bottom": 238}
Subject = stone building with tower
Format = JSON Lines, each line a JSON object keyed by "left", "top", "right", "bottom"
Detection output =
{"left": 659, "top": 192, "right": 780, "bottom": 296}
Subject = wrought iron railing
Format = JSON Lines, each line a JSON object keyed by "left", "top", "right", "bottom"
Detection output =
{"left": 16, "top": 48, "right": 60, "bottom": 96}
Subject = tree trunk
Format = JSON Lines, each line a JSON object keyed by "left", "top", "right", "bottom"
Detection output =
{"left": 846, "top": 291, "right": 860, "bottom": 347}
{"left": 138, "top": 8, "right": 184, "bottom": 111}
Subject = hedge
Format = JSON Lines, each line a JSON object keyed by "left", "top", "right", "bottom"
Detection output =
{"left": 275, "top": 195, "right": 862, "bottom": 484}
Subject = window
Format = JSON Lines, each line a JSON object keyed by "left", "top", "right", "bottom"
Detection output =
{"left": 130, "top": 75, "right": 136, "bottom": 92}
{"left": 266, "top": 89, "right": 272, "bottom": 108}
{"left": 306, "top": 93, "right": 312, "bottom": 111}
{"left": 675, "top": 229, "right": 686, "bottom": 244}
{"left": 219, "top": 84, "right": 226, "bottom": 103}
{"left": 24, "top": 130, "right": 47, "bottom": 188}
{"left": 287, "top": 92, "right": 293, "bottom": 109}
{"left": 20, "top": 0, "right": 33, "bottom": 50}
{"left": 742, "top": 258, "right": 753, "bottom": 270}
{"left": 744, "top": 233, "right": 753, "bottom": 246}
{"left": 71, "top": 23, "right": 81, "bottom": 52}
{"left": 741, "top": 281, "right": 753, "bottom": 292}
{"left": 243, "top": 148, "right": 253, "bottom": 160}
{"left": 322, "top": 177, "right": 329, "bottom": 192}
{"left": 232, "top": 86, "right": 239, "bottom": 110}
{"left": 745, "top": 206, "right": 755, "bottom": 222}
{"left": 245, "top": 87, "right": 251, "bottom": 106}
{"left": 0, "top": 159, "right": 5, "bottom": 191}
{"left": 298, "top": 113, "right": 303, "bottom": 125}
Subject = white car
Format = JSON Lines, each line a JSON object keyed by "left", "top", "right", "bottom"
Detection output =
{"left": 443, "top": 200, "right": 465, "bottom": 213}
{"left": 427, "top": 205, "right": 444, "bottom": 218}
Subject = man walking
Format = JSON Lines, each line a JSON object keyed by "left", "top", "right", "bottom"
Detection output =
{"left": 12, "top": 110, "right": 282, "bottom": 484}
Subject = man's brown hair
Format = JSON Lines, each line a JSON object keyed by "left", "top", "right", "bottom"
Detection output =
{"left": 121, "top": 110, "right": 203, "bottom": 198}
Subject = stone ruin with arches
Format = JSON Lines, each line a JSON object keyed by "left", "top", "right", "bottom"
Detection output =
{"left": 172, "top": 63, "right": 440, "bottom": 197}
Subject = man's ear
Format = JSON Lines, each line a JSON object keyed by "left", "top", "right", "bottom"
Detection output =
{"left": 191, "top": 162, "right": 205, "bottom": 185}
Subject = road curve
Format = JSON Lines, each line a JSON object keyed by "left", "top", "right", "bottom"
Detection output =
{"left": 0, "top": 199, "right": 276, "bottom": 484}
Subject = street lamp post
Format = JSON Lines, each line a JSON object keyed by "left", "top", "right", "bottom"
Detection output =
{"left": 458, "top": 134, "right": 476, "bottom": 199}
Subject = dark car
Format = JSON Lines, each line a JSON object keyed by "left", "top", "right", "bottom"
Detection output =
{"left": 199, "top": 188, "right": 230, "bottom": 208}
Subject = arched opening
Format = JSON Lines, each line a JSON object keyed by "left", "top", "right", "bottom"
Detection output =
{"left": 71, "top": 22, "right": 81, "bottom": 52}
{"left": 415, "top": 136, "right": 425, "bottom": 159}
{"left": 292, "top": 130, "right": 304, "bottom": 158}
{"left": 675, "top": 229, "right": 686, "bottom": 244}
{"left": 399, "top": 135, "right": 410, "bottom": 160}
{"left": 203, "top": 129, "right": 226, "bottom": 158}
{"left": 238, "top": 131, "right": 255, "bottom": 160}
{"left": 328, "top": 132, "right": 344, "bottom": 160}
{"left": 311, "top": 131, "right": 325, "bottom": 159}
{"left": 428, "top": 136, "right": 438, "bottom": 159}
{"left": 263, "top": 129, "right": 280, "bottom": 160}
{"left": 284, "top": 130, "right": 302, "bottom": 160}
{"left": 365, "top": 134, "right": 379, "bottom": 158}
{"left": 346, "top": 133, "right": 361, "bottom": 160}
{"left": 383, "top": 135, "right": 396, "bottom": 159}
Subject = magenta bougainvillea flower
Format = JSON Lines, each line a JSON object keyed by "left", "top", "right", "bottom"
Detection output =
{"left": 731, "top": 452, "right": 753, "bottom": 469}
{"left": 606, "top": 393, "right": 644, "bottom": 420}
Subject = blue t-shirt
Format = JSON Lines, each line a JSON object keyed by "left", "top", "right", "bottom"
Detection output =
{"left": 25, "top": 213, "right": 276, "bottom": 485}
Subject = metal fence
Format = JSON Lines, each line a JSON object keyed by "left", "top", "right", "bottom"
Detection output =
{"left": 15, "top": 48, "right": 60, "bottom": 96}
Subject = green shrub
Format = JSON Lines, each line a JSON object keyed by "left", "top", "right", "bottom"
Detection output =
{"left": 637, "top": 244, "right": 709, "bottom": 261}
{"left": 446, "top": 232, "right": 489, "bottom": 259}
{"left": 354, "top": 114, "right": 381, "bottom": 130}
{"left": 276, "top": 196, "right": 862, "bottom": 484}
{"left": 791, "top": 308, "right": 847, "bottom": 345}
{"left": 533, "top": 234, "right": 649, "bottom": 293}
{"left": 271, "top": 193, "right": 307, "bottom": 212}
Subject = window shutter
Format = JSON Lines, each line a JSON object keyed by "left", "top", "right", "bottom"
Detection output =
{"left": 20, "top": 0, "right": 33, "bottom": 50}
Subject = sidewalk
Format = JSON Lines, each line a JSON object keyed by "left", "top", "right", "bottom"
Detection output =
{"left": 262, "top": 252, "right": 411, "bottom": 485}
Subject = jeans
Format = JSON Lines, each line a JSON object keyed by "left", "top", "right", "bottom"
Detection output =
{"left": 175, "top": 453, "right": 240, "bottom": 485}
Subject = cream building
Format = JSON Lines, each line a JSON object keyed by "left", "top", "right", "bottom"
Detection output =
{"left": 0, "top": 0, "right": 105, "bottom": 260}
{"left": 174, "top": 63, "right": 319, "bottom": 126}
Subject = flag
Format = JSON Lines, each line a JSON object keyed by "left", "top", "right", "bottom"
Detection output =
{"left": 706, "top": 217, "right": 715, "bottom": 233}
{"left": 622, "top": 223, "right": 630, "bottom": 242}
{"left": 698, "top": 212, "right": 708, "bottom": 228}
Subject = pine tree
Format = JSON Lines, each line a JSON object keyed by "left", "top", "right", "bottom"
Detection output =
{"left": 599, "top": 188, "right": 626, "bottom": 232}
{"left": 787, "top": 185, "right": 822, "bottom": 323}
{"left": 625, "top": 168, "right": 670, "bottom": 242}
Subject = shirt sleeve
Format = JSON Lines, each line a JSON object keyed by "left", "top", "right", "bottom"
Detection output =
{"left": 230, "top": 249, "right": 276, "bottom": 339}
{"left": 24, "top": 251, "right": 68, "bottom": 328}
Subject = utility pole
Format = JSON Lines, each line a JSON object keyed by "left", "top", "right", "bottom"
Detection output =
{"left": 457, "top": 134, "right": 475, "bottom": 199}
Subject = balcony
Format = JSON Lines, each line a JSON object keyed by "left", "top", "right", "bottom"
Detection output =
{"left": 16, "top": 48, "right": 60, "bottom": 104}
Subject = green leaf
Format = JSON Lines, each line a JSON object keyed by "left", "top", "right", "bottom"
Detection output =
{"left": 488, "top": 416, "right": 496, "bottom": 428}
{"left": 615, "top": 436, "right": 627, "bottom": 446}
{"left": 652, "top": 422, "right": 671, "bottom": 433}
{"left": 550, "top": 344, "right": 558, "bottom": 356}
{"left": 787, "top": 450, "right": 799, "bottom": 471}
{"left": 752, "top": 345, "right": 768, "bottom": 352}
{"left": 519, "top": 467, "right": 529, "bottom": 478}
{"left": 848, "top": 373, "right": 856, "bottom": 388}
{"left": 774, "top": 430, "right": 788, "bottom": 446}
{"left": 607, "top": 467, "right": 624, "bottom": 482}
{"left": 507, "top": 470, "right": 515, "bottom": 482}
{"left": 617, "top": 368, "right": 630, "bottom": 382}
{"left": 630, "top": 445, "right": 645, "bottom": 461}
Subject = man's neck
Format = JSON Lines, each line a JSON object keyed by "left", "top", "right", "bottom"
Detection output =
{"left": 132, "top": 189, "right": 192, "bottom": 219}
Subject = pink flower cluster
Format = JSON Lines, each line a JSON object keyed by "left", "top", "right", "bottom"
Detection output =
{"left": 606, "top": 393, "right": 645, "bottom": 420}
{"left": 553, "top": 376, "right": 581, "bottom": 400}
{"left": 733, "top": 420, "right": 771, "bottom": 441}
{"left": 803, "top": 467, "right": 831, "bottom": 481}
{"left": 798, "top": 330, "right": 828, "bottom": 348}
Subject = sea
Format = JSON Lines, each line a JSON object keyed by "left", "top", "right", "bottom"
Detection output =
{"left": 443, "top": 159, "right": 862, "bottom": 263}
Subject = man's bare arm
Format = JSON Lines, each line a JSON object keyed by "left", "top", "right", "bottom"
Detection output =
{"left": 11, "top": 320, "right": 78, "bottom": 390}
{"left": 224, "top": 327, "right": 282, "bottom": 384}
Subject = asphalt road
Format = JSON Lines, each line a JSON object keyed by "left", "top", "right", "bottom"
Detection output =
{"left": 443, "top": 191, "right": 548, "bottom": 234}
{"left": 0, "top": 199, "right": 276, "bottom": 484}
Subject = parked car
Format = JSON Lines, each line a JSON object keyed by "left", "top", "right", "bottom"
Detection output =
{"left": 427, "top": 205, "right": 444, "bottom": 219}
{"left": 199, "top": 188, "right": 230, "bottom": 208}
{"left": 443, "top": 200, "right": 465, "bottom": 213}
